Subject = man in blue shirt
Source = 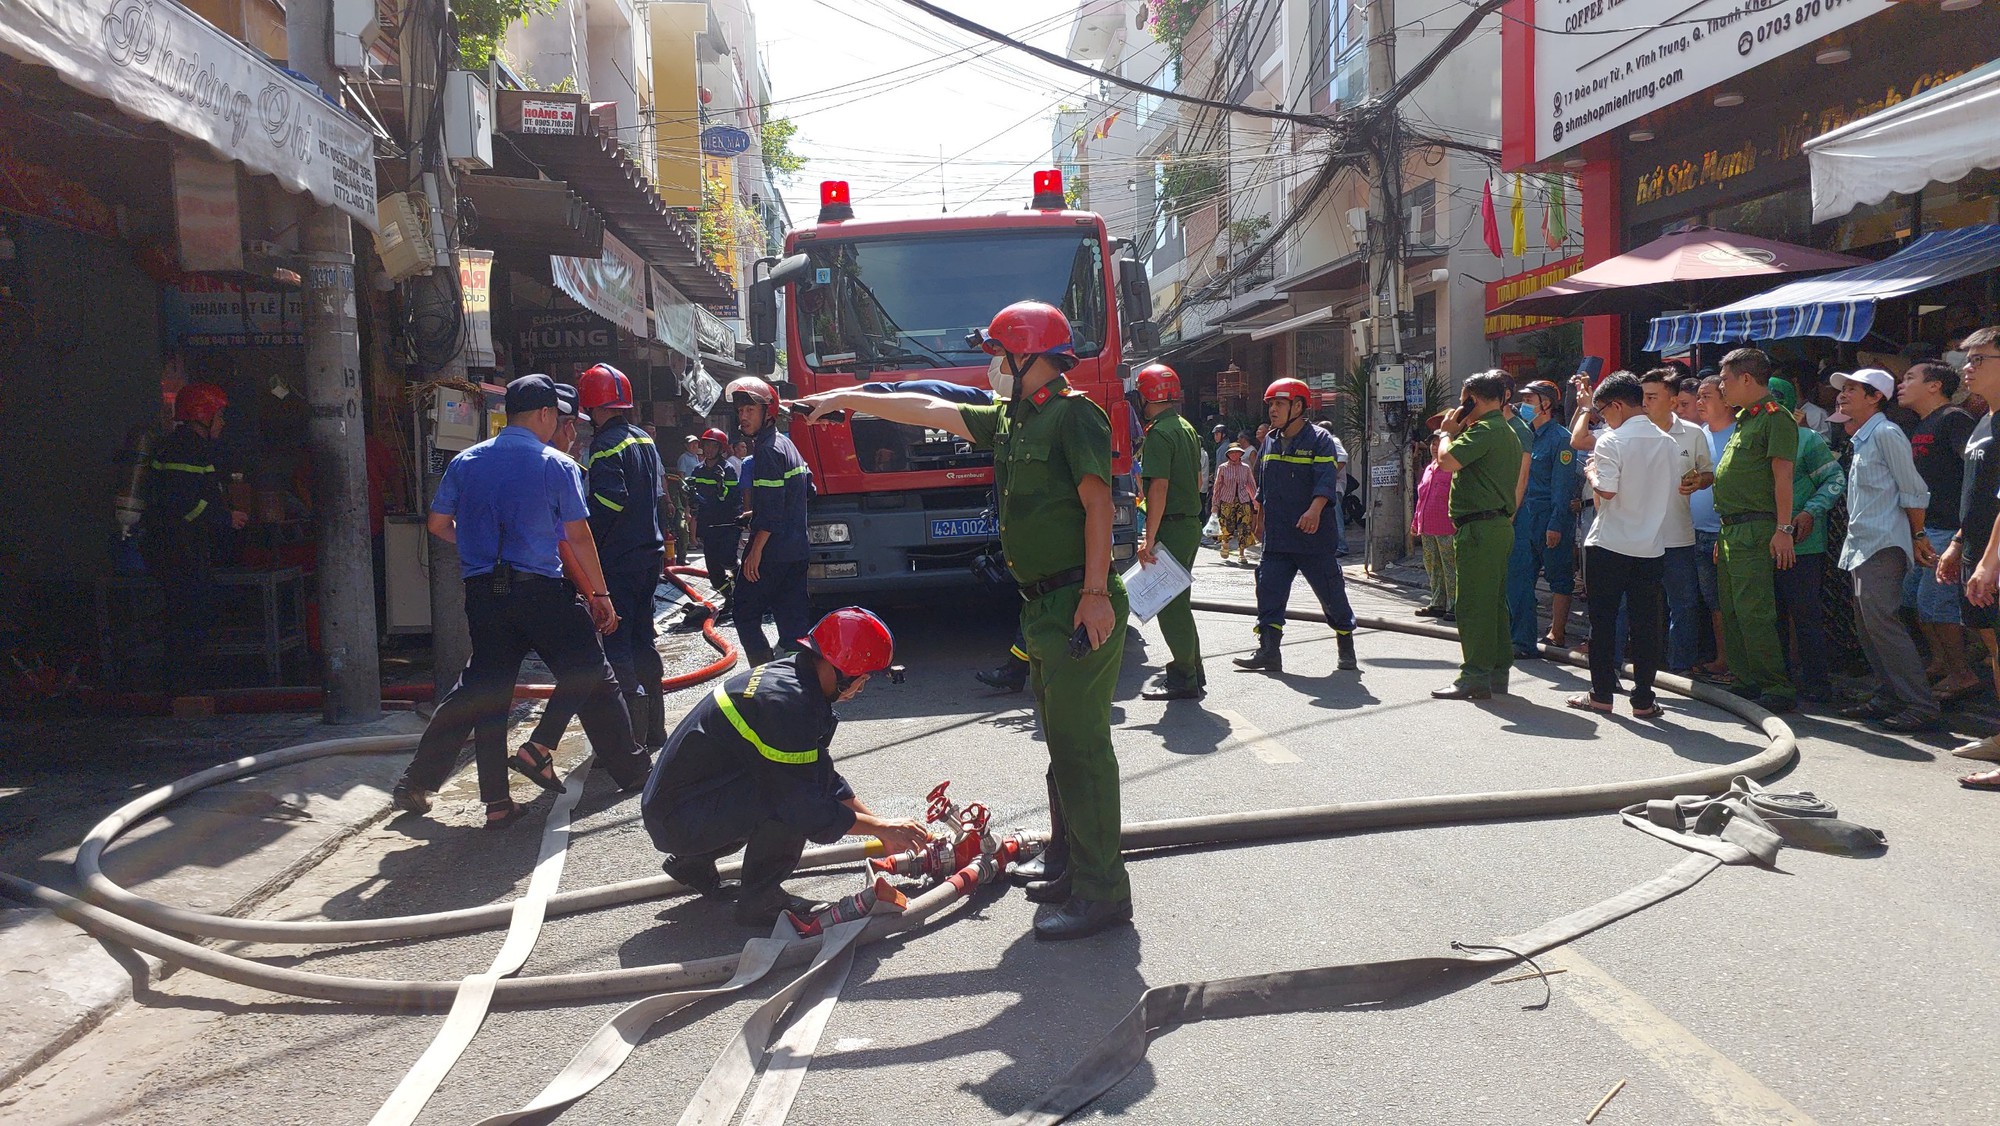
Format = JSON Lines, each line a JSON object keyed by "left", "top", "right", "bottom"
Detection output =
{"left": 1232, "top": 378, "right": 1359, "bottom": 675}
{"left": 729, "top": 377, "right": 813, "bottom": 666}
{"left": 393, "top": 375, "right": 651, "bottom": 827}
{"left": 1506, "top": 380, "right": 1580, "bottom": 657}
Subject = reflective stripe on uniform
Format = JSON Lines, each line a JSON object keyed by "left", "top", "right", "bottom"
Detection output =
{"left": 183, "top": 498, "right": 209, "bottom": 523}
{"left": 1260, "top": 453, "right": 1340, "bottom": 465}
{"left": 753, "top": 464, "right": 809, "bottom": 487}
{"left": 592, "top": 493, "right": 625, "bottom": 512}
{"left": 150, "top": 460, "right": 215, "bottom": 474}
{"left": 589, "top": 435, "right": 655, "bottom": 464}
{"left": 711, "top": 684, "right": 817, "bottom": 764}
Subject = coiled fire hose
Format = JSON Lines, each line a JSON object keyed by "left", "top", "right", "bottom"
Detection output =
{"left": 0, "top": 598, "right": 1860, "bottom": 1126}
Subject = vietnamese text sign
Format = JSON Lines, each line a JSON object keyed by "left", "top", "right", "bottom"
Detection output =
{"left": 164, "top": 276, "right": 304, "bottom": 346}
{"left": 0, "top": 0, "right": 379, "bottom": 226}
{"left": 517, "top": 308, "right": 615, "bottom": 365}
{"left": 459, "top": 250, "right": 495, "bottom": 368}
{"left": 519, "top": 100, "right": 577, "bottom": 135}
{"left": 551, "top": 231, "right": 646, "bottom": 337}
{"left": 1485, "top": 255, "right": 1585, "bottom": 338}
{"left": 1531, "top": 0, "right": 1896, "bottom": 163}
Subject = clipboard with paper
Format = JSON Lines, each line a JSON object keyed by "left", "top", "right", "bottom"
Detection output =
{"left": 1124, "top": 549, "right": 1192, "bottom": 623}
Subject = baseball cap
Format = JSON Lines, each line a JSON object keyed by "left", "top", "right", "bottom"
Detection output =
{"left": 553, "top": 382, "right": 578, "bottom": 418}
{"left": 1830, "top": 368, "right": 1895, "bottom": 399}
{"left": 506, "top": 373, "right": 560, "bottom": 414}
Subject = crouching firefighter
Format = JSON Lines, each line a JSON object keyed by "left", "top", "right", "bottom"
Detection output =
{"left": 578, "top": 363, "right": 671, "bottom": 754}
{"left": 640, "top": 607, "right": 931, "bottom": 927}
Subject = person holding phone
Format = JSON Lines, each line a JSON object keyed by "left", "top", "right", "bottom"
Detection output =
{"left": 1432, "top": 371, "right": 1526, "bottom": 699}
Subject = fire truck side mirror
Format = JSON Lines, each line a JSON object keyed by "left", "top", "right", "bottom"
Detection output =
{"left": 1126, "top": 320, "right": 1161, "bottom": 353}
{"left": 745, "top": 343, "right": 777, "bottom": 376}
{"left": 1117, "top": 255, "right": 1153, "bottom": 321}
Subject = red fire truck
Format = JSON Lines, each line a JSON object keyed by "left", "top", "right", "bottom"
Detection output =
{"left": 744, "top": 171, "right": 1159, "bottom": 601}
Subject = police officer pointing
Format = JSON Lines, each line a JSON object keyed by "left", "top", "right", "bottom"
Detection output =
{"left": 641, "top": 608, "right": 929, "bottom": 927}
{"left": 577, "top": 363, "right": 670, "bottom": 752}
{"left": 393, "top": 375, "right": 651, "bottom": 827}
{"left": 800, "top": 301, "right": 1133, "bottom": 941}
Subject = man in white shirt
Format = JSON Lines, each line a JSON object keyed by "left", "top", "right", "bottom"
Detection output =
{"left": 1572, "top": 372, "right": 1681, "bottom": 718}
{"left": 1642, "top": 369, "right": 1715, "bottom": 672}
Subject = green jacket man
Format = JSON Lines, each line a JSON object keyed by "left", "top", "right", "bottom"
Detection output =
{"left": 1433, "top": 370, "right": 1524, "bottom": 700}
{"left": 1134, "top": 363, "right": 1205, "bottom": 700}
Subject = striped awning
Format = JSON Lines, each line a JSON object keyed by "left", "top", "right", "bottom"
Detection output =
{"left": 1645, "top": 224, "right": 2000, "bottom": 352}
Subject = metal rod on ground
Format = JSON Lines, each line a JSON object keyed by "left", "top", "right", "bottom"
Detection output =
{"left": 1584, "top": 1078, "right": 1627, "bottom": 1123}
{"left": 291, "top": 0, "right": 382, "bottom": 723}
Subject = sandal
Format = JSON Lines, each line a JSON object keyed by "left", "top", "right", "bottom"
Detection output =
{"left": 1565, "top": 693, "right": 1614, "bottom": 714}
{"left": 510, "top": 742, "right": 565, "bottom": 795}
{"left": 1538, "top": 634, "right": 1569, "bottom": 650}
{"left": 1631, "top": 702, "right": 1665, "bottom": 719}
{"left": 485, "top": 799, "right": 531, "bottom": 828}
{"left": 1959, "top": 768, "right": 2000, "bottom": 791}
{"left": 1934, "top": 680, "right": 1988, "bottom": 705}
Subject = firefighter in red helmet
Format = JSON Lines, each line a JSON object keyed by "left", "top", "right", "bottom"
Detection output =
{"left": 142, "top": 382, "right": 248, "bottom": 693}
{"left": 798, "top": 300, "right": 1134, "bottom": 941}
{"left": 727, "top": 375, "right": 813, "bottom": 666}
{"left": 1133, "top": 363, "right": 1206, "bottom": 700}
{"left": 687, "top": 426, "right": 742, "bottom": 615}
{"left": 639, "top": 607, "right": 929, "bottom": 926}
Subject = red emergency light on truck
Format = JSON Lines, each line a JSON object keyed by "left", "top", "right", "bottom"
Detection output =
{"left": 743, "top": 171, "right": 1161, "bottom": 600}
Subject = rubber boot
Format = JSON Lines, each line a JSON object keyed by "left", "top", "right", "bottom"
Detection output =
{"left": 975, "top": 656, "right": 1029, "bottom": 693}
{"left": 1233, "top": 629, "right": 1283, "bottom": 673}
{"left": 1336, "top": 631, "right": 1358, "bottom": 671}
{"left": 642, "top": 690, "right": 668, "bottom": 754}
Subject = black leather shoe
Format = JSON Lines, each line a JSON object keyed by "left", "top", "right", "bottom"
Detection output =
{"left": 975, "top": 661, "right": 1028, "bottom": 692}
{"left": 1840, "top": 700, "right": 1892, "bottom": 720}
{"left": 664, "top": 856, "right": 724, "bottom": 896}
{"left": 1142, "top": 674, "right": 1204, "bottom": 700}
{"left": 1034, "top": 896, "right": 1133, "bottom": 941}
{"left": 1024, "top": 874, "right": 1072, "bottom": 904}
{"left": 1335, "top": 632, "right": 1358, "bottom": 671}
{"left": 735, "top": 892, "right": 820, "bottom": 928}
{"left": 1430, "top": 684, "right": 1492, "bottom": 700}
{"left": 390, "top": 781, "right": 431, "bottom": 815}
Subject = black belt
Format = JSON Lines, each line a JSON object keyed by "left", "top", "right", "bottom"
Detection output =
{"left": 1720, "top": 511, "right": 1777, "bottom": 526}
{"left": 1019, "top": 567, "right": 1086, "bottom": 601}
{"left": 1454, "top": 509, "right": 1508, "bottom": 525}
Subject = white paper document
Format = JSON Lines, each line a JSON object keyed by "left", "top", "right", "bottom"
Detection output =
{"left": 1125, "top": 550, "right": 1193, "bottom": 623}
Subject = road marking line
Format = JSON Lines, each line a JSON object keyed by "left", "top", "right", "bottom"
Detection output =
{"left": 1540, "top": 947, "right": 1821, "bottom": 1126}
{"left": 1212, "top": 708, "right": 1302, "bottom": 763}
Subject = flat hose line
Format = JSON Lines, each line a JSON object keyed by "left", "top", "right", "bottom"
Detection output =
{"left": 0, "top": 600, "right": 1816, "bottom": 1121}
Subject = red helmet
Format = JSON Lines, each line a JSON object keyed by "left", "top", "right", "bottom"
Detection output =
{"left": 726, "top": 376, "right": 781, "bottom": 420}
{"left": 701, "top": 427, "right": 730, "bottom": 445}
{"left": 800, "top": 606, "right": 895, "bottom": 678}
{"left": 972, "top": 301, "right": 1076, "bottom": 368}
{"left": 1135, "top": 363, "right": 1181, "bottom": 403}
{"left": 577, "top": 363, "right": 634, "bottom": 411}
{"left": 1264, "top": 377, "right": 1314, "bottom": 407}
{"left": 174, "top": 382, "right": 228, "bottom": 425}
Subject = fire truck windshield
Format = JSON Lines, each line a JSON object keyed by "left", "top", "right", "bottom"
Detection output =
{"left": 794, "top": 230, "right": 1107, "bottom": 373}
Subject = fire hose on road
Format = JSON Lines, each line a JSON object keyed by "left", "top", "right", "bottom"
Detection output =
{"left": 0, "top": 599, "right": 1885, "bottom": 1125}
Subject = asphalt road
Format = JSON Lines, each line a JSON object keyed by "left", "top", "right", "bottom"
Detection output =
{"left": 5, "top": 556, "right": 1998, "bottom": 1126}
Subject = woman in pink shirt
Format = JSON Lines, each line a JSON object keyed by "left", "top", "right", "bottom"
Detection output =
{"left": 1412, "top": 430, "right": 1457, "bottom": 618}
{"left": 1211, "top": 443, "right": 1258, "bottom": 561}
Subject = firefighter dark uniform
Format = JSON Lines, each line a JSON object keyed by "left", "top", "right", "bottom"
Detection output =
{"left": 584, "top": 410, "right": 668, "bottom": 748}
{"left": 736, "top": 407, "right": 813, "bottom": 666}
{"left": 141, "top": 400, "right": 233, "bottom": 689}
{"left": 640, "top": 655, "right": 855, "bottom": 924}
{"left": 1506, "top": 416, "right": 1580, "bottom": 652}
{"left": 1239, "top": 388, "right": 1358, "bottom": 673}
{"left": 687, "top": 445, "right": 742, "bottom": 605}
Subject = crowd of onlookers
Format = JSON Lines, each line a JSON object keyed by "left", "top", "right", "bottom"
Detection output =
{"left": 1410, "top": 335, "right": 2000, "bottom": 791}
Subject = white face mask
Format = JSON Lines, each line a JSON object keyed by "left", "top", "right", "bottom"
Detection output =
{"left": 987, "top": 353, "right": 1016, "bottom": 401}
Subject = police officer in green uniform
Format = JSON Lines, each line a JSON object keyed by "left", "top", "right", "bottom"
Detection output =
{"left": 1134, "top": 362, "right": 1205, "bottom": 700}
{"left": 1712, "top": 347, "right": 1799, "bottom": 711}
{"left": 802, "top": 301, "right": 1132, "bottom": 941}
{"left": 1433, "top": 370, "right": 1524, "bottom": 700}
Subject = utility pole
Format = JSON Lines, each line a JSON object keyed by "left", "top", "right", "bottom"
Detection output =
{"left": 1362, "top": 0, "right": 1407, "bottom": 572}
{"left": 402, "top": 12, "right": 473, "bottom": 699}
{"left": 290, "top": 0, "right": 383, "bottom": 722}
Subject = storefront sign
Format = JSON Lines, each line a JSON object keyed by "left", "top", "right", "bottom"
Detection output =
{"left": 695, "top": 305, "right": 737, "bottom": 358}
{"left": 518, "top": 100, "right": 577, "bottom": 135}
{"left": 517, "top": 308, "right": 614, "bottom": 364}
{"left": 0, "top": 151, "right": 118, "bottom": 238}
{"left": 651, "top": 269, "right": 700, "bottom": 361}
{"left": 0, "top": 0, "right": 379, "bottom": 226}
{"left": 163, "top": 276, "right": 304, "bottom": 346}
{"left": 1484, "top": 255, "right": 1585, "bottom": 338}
{"left": 700, "top": 126, "right": 751, "bottom": 157}
{"left": 1529, "top": 0, "right": 1896, "bottom": 163}
{"left": 551, "top": 231, "right": 646, "bottom": 337}
{"left": 459, "top": 250, "right": 495, "bottom": 368}
{"left": 170, "top": 151, "right": 241, "bottom": 272}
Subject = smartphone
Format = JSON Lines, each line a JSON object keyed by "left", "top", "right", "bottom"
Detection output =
{"left": 1068, "top": 624, "right": 1092, "bottom": 660}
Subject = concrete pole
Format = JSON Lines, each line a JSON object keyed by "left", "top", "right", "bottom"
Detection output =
{"left": 289, "top": 0, "right": 382, "bottom": 722}
{"left": 1363, "top": 0, "right": 1407, "bottom": 572}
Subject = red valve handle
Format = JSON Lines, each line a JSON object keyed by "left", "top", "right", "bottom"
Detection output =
{"left": 925, "top": 780, "right": 953, "bottom": 823}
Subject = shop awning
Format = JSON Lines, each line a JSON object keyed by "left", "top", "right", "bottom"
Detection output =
{"left": 1249, "top": 306, "right": 1335, "bottom": 341}
{"left": 1807, "top": 61, "right": 2000, "bottom": 223}
{"left": 0, "top": 0, "right": 378, "bottom": 226}
{"left": 497, "top": 91, "right": 735, "bottom": 305}
{"left": 1645, "top": 224, "right": 2000, "bottom": 350}
{"left": 1488, "top": 229, "right": 1866, "bottom": 320}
